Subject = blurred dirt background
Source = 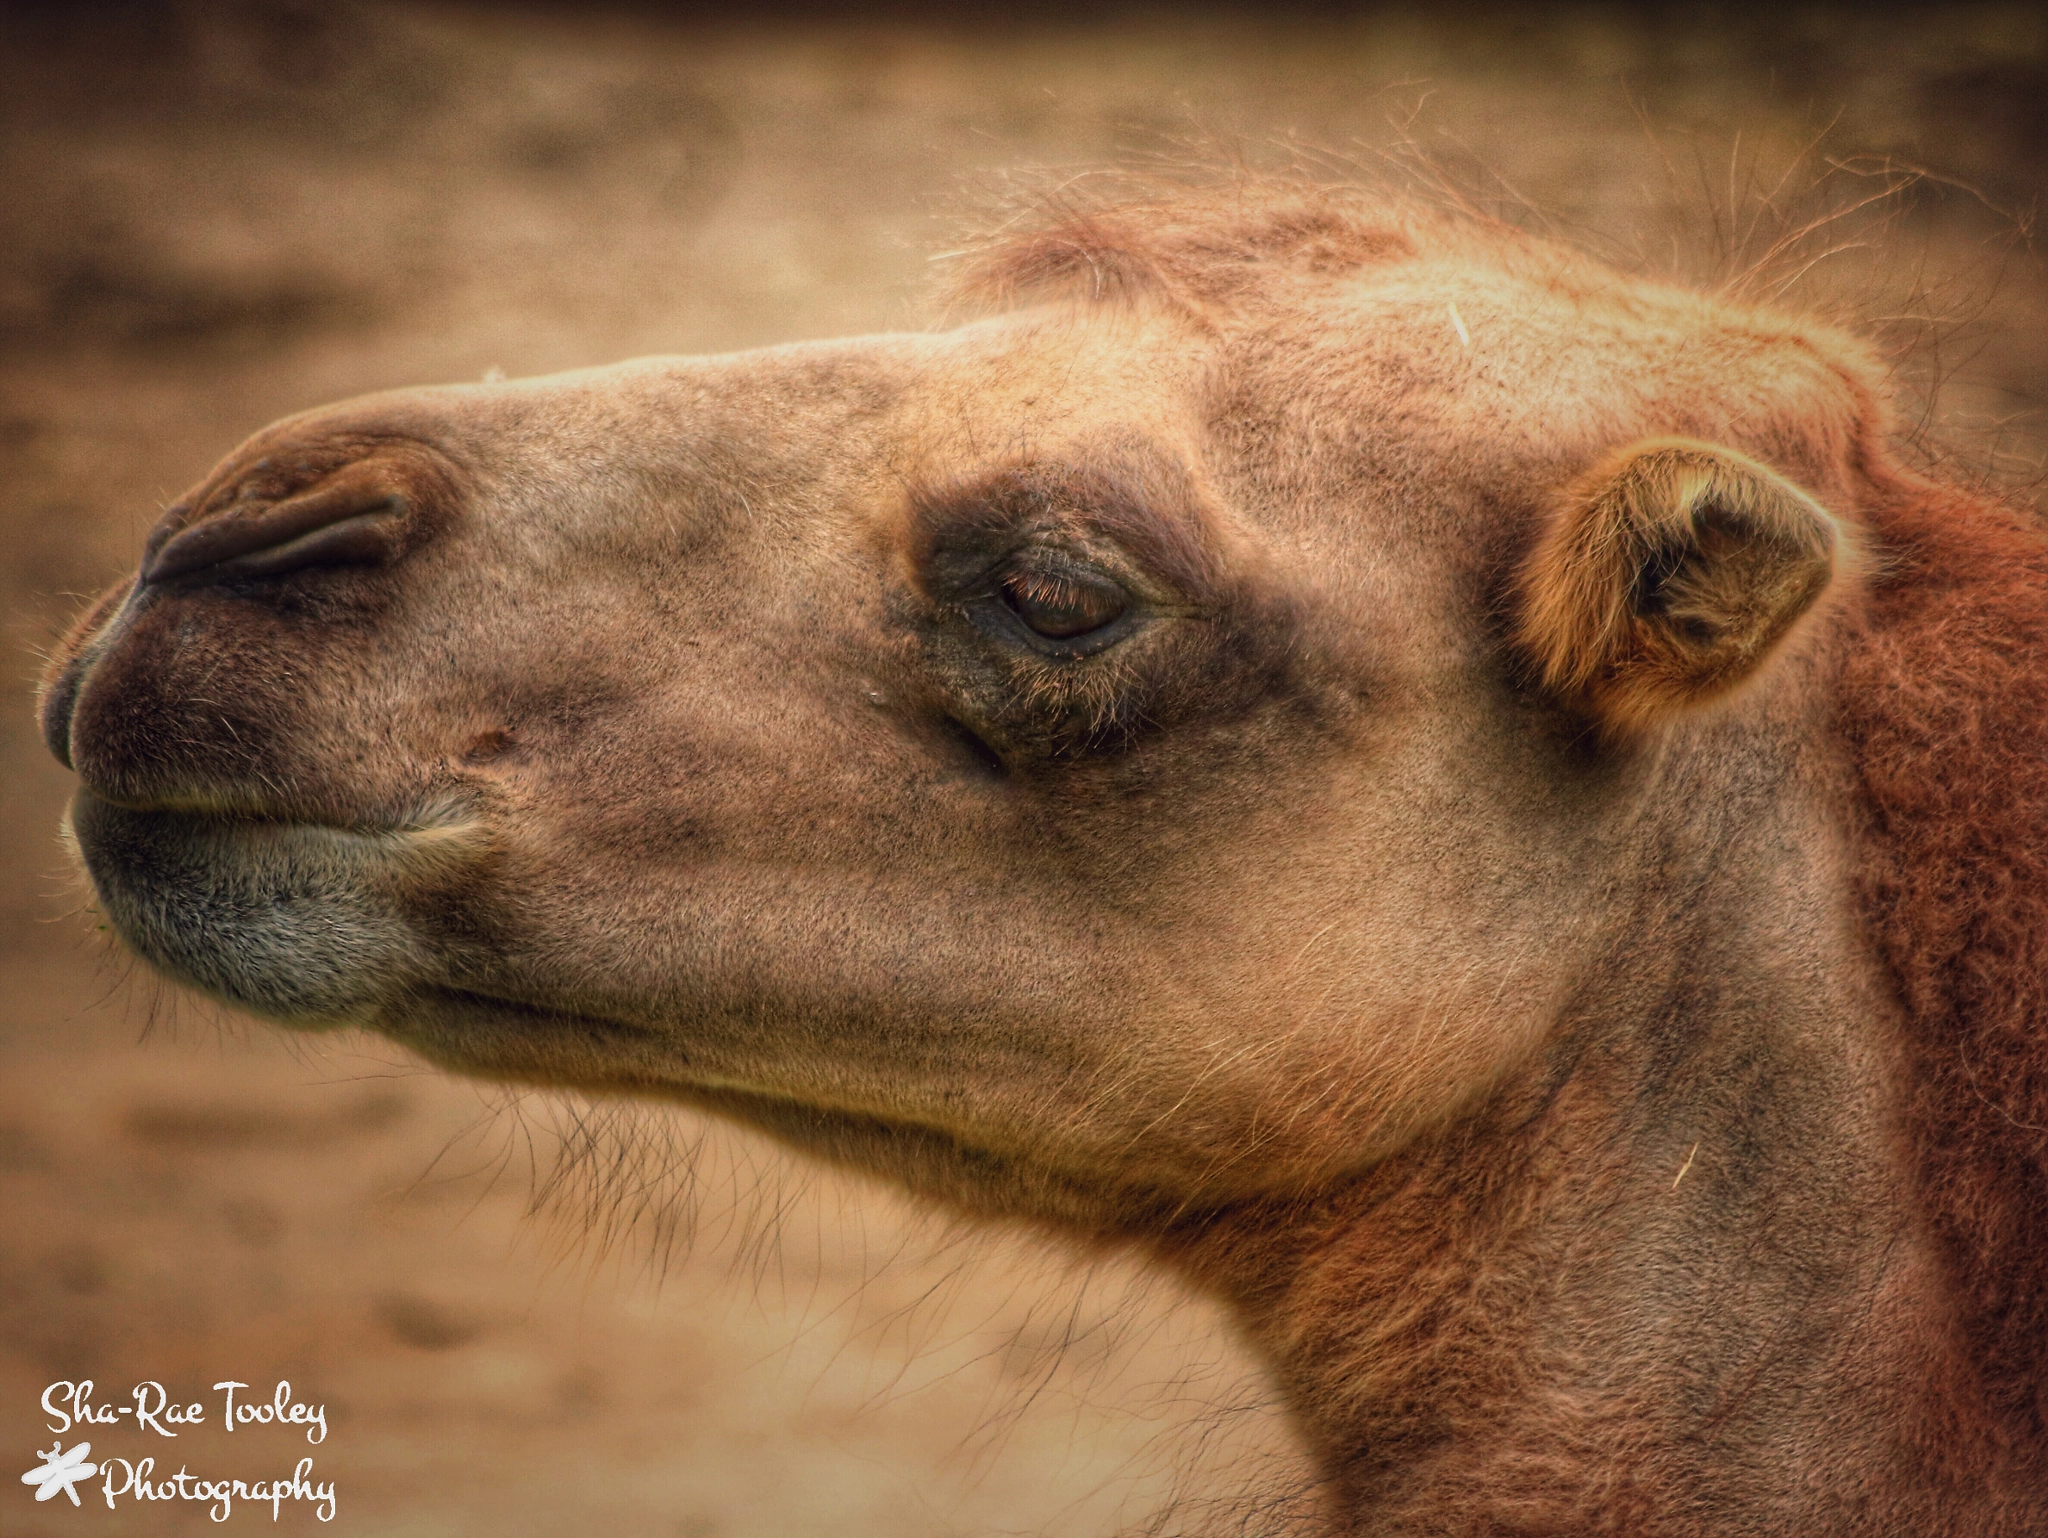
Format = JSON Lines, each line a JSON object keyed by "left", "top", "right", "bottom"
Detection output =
{"left": 1, "top": 4, "right": 2044, "bottom": 1534}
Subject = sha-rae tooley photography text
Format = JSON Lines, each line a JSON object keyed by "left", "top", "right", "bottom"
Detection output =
{"left": 23, "top": 1379, "right": 336, "bottom": 1521}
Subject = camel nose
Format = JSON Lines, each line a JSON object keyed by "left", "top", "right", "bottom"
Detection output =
{"left": 141, "top": 456, "right": 409, "bottom": 586}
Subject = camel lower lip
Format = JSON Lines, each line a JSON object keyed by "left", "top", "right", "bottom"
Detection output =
{"left": 66, "top": 791, "right": 476, "bottom": 1026}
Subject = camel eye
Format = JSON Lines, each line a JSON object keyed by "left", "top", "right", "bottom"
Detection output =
{"left": 1000, "top": 566, "right": 1128, "bottom": 641}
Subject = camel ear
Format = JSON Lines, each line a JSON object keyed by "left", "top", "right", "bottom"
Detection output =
{"left": 1517, "top": 438, "right": 1843, "bottom": 734}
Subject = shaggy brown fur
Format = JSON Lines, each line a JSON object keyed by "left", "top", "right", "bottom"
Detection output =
{"left": 1839, "top": 463, "right": 2048, "bottom": 1455}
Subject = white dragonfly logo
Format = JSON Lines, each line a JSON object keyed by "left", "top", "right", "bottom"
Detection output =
{"left": 21, "top": 1440, "right": 98, "bottom": 1506}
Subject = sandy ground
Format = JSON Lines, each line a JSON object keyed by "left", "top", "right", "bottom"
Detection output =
{"left": 2, "top": 5, "right": 2044, "bottom": 1534}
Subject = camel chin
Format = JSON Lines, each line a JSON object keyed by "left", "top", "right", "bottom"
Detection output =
{"left": 39, "top": 183, "right": 2048, "bottom": 1534}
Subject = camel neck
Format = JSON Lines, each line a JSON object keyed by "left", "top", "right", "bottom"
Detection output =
{"left": 1153, "top": 911, "right": 2020, "bottom": 1534}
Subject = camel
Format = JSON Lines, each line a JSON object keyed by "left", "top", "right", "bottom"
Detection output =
{"left": 38, "top": 183, "right": 2048, "bottom": 1534}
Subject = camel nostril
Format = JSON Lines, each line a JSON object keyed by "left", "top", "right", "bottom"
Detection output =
{"left": 143, "top": 466, "right": 408, "bottom": 586}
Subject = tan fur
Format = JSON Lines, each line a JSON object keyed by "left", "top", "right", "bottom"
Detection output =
{"left": 37, "top": 184, "right": 2048, "bottom": 1533}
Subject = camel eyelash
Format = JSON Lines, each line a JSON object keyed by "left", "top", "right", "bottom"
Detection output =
{"left": 955, "top": 548, "right": 1141, "bottom": 661}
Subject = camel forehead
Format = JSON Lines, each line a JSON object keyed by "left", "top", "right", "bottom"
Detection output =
{"left": 927, "top": 240, "right": 1871, "bottom": 511}
{"left": 1322, "top": 251, "right": 1863, "bottom": 435}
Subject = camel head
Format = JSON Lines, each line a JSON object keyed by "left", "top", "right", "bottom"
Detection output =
{"left": 42, "top": 196, "right": 1867, "bottom": 1233}
{"left": 55, "top": 189, "right": 2048, "bottom": 1531}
